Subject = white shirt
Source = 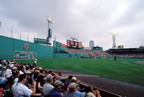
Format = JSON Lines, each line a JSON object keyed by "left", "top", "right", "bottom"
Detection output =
{"left": 5, "top": 68, "right": 12, "bottom": 78}
{"left": 14, "top": 78, "right": 19, "bottom": 83}
{"left": 12, "top": 83, "right": 32, "bottom": 97}
{"left": 12, "top": 78, "right": 19, "bottom": 86}
{"left": 42, "top": 83, "right": 54, "bottom": 96}
{"left": 12, "top": 78, "right": 19, "bottom": 92}
{"left": 9, "top": 64, "right": 14, "bottom": 67}
{"left": 19, "top": 71, "right": 24, "bottom": 75}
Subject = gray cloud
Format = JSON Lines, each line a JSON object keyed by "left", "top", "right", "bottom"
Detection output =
{"left": 0, "top": 0, "right": 144, "bottom": 49}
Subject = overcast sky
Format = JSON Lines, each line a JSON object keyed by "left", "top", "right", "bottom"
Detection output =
{"left": 0, "top": 0, "right": 144, "bottom": 49}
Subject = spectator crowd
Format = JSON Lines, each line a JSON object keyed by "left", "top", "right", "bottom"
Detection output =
{"left": 0, "top": 59, "right": 101, "bottom": 97}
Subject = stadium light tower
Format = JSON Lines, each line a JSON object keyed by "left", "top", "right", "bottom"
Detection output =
{"left": 110, "top": 32, "right": 117, "bottom": 49}
{"left": 47, "top": 16, "right": 52, "bottom": 45}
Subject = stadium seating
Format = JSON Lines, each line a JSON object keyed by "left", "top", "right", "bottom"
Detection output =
{"left": 107, "top": 48, "right": 144, "bottom": 58}
{"left": 0, "top": 59, "right": 122, "bottom": 97}
{"left": 64, "top": 49, "right": 112, "bottom": 58}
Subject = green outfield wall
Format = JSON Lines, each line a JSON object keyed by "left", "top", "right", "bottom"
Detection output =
{"left": 0, "top": 35, "right": 53, "bottom": 60}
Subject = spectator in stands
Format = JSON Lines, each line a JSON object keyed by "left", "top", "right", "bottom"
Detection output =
{"left": 19, "top": 66, "right": 24, "bottom": 75}
{"left": 47, "top": 70, "right": 53, "bottom": 77}
{"left": 5, "top": 65, "right": 12, "bottom": 78}
{"left": 8, "top": 62, "right": 14, "bottom": 68}
{"left": 12, "top": 67, "right": 18, "bottom": 79}
{"left": 49, "top": 80, "right": 64, "bottom": 97}
{"left": 64, "top": 82, "right": 78, "bottom": 97}
{"left": 0, "top": 66, "right": 7, "bottom": 85}
{"left": 58, "top": 72, "right": 66, "bottom": 81}
{"left": 0, "top": 66, "right": 6, "bottom": 77}
{"left": 5, "top": 65, "right": 13, "bottom": 86}
{"left": 42, "top": 76, "right": 54, "bottom": 97}
{"left": 53, "top": 74, "right": 58, "bottom": 82}
{"left": 32, "top": 71, "right": 42, "bottom": 93}
{"left": 13, "top": 71, "right": 20, "bottom": 85}
{"left": 93, "top": 87, "right": 101, "bottom": 97}
{"left": 66, "top": 76, "right": 77, "bottom": 92}
{"left": 36, "top": 71, "right": 44, "bottom": 93}
{"left": 67, "top": 81, "right": 85, "bottom": 97}
{"left": 64, "top": 75, "right": 73, "bottom": 91}
{"left": 26, "top": 65, "right": 32, "bottom": 73}
{"left": 25, "top": 71, "right": 33, "bottom": 87}
{"left": 85, "top": 86, "right": 101, "bottom": 97}
{"left": 12, "top": 74, "right": 42, "bottom": 97}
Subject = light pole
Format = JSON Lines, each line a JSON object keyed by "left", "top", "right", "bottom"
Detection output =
{"left": 47, "top": 16, "right": 52, "bottom": 45}
{"left": 110, "top": 32, "right": 117, "bottom": 49}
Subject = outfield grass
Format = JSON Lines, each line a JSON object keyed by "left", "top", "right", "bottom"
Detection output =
{"left": 16, "top": 58, "right": 144, "bottom": 86}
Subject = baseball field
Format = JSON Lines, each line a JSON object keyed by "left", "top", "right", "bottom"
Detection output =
{"left": 16, "top": 58, "right": 144, "bottom": 86}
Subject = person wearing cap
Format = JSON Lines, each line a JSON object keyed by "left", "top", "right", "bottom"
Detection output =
{"left": 64, "top": 82, "right": 78, "bottom": 97}
{"left": 66, "top": 76, "right": 77, "bottom": 92}
{"left": 42, "top": 76, "right": 54, "bottom": 97}
{"left": 49, "top": 80, "right": 64, "bottom": 97}
{"left": 25, "top": 70, "right": 33, "bottom": 88}
{"left": 12, "top": 67, "right": 18, "bottom": 78}
{"left": 64, "top": 82, "right": 85, "bottom": 97}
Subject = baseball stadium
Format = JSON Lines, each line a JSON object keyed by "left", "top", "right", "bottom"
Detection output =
{"left": 2, "top": 0, "right": 144, "bottom": 96}
{"left": 0, "top": 34, "right": 144, "bottom": 97}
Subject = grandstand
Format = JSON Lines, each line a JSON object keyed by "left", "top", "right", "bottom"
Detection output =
{"left": 63, "top": 49, "right": 111, "bottom": 58}
{"left": 107, "top": 48, "right": 144, "bottom": 58}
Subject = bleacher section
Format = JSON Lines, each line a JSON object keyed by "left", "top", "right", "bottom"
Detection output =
{"left": 64, "top": 49, "right": 112, "bottom": 58}
{"left": 107, "top": 48, "right": 144, "bottom": 58}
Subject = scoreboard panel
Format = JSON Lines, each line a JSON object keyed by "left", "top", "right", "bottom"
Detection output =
{"left": 78, "top": 42, "right": 82, "bottom": 48}
{"left": 67, "top": 40, "right": 82, "bottom": 49}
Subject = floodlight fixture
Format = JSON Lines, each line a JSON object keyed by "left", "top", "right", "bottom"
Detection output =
{"left": 110, "top": 32, "right": 118, "bottom": 49}
{"left": 47, "top": 16, "right": 52, "bottom": 23}
{"left": 110, "top": 32, "right": 117, "bottom": 36}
